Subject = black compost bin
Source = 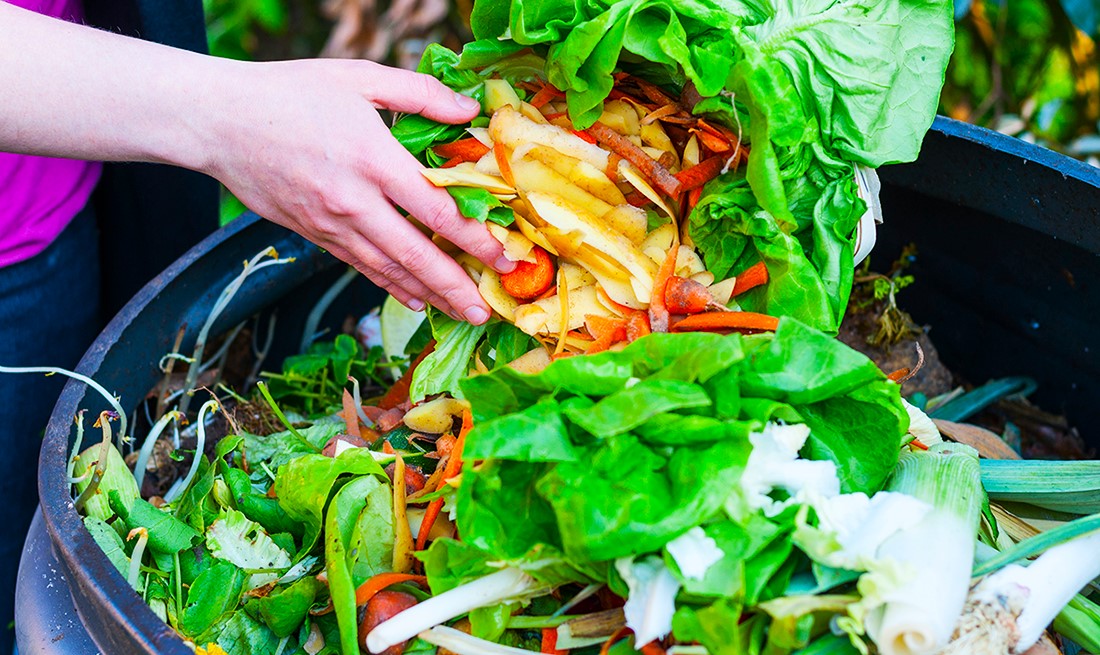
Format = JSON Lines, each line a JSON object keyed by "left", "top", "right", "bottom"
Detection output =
{"left": 15, "top": 117, "right": 1100, "bottom": 654}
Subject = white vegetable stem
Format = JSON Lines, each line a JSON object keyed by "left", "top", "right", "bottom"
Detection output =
{"left": 366, "top": 568, "right": 541, "bottom": 654}
{"left": 980, "top": 527, "right": 1100, "bottom": 652}
{"left": 865, "top": 443, "right": 982, "bottom": 655}
{"left": 418, "top": 626, "right": 541, "bottom": 655}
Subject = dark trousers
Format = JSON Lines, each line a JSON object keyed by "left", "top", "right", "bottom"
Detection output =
{"left": 0, "top": 207, "right": 102, "bottom": 654}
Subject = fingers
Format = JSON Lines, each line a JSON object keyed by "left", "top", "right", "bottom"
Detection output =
{"left": 363, "top": 63, "right": 481, "bottom": 125}
{"left": 330, "top": 200, "right": 494, "bottom": 325}
{"left": 374, "top": 140, "right": 516, "bottom": 276}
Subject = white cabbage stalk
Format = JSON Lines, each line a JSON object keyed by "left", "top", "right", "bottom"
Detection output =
{"left": 366, "top": 568, "right": 542, "bottom": 654}
{"left": 863, "top": 443, "right": 982, "bottom": 655}
{"left": 665, "top": 527, "right": 724, "bottom": 580}
{"left": 615, "top": 556, "right": 681, "bottom": 647}
{"left": 948, "top": 527, "right": 1100, "bottom": 654}
{"left": 739, "top": 423, "right": 840, "bottom": 517}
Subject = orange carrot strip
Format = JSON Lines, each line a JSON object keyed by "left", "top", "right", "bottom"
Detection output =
{"left": 440, "top": 156, "right": 464, "bottom": 169}
{"left": 640, "top": 641, "right": 668, "bottom": 655}
{"left": 675, "top": 156, "right": 728, "bottom": 192}
{"left": 585, "top": 315, "right": 627, "bottom": 354}
{"left": 605, "top": 153, "right": 623, "bottom": 182}
{"left": 529, "top": 84, "right": 563, "bottom": 109}
{"left": 535, "top": 284, "right": 559, "bottom": 302}
{"left": 732, "top": 262, "right": 769, "bottom": 296}
{"left": 432, "top": 137, "right": 490, "bottom": 161}
{"left": 625, "top": 310, "right": 651, "bottom": 342}
{"left": 691, "top": 128, "right": 732, "bottom": 153}
{"left": 671, "top": 311, "right": 779, "bottom": 333}
{"left": 415, "top": 410, "right": 471, "bottom": 551}
{"left": 494, "top": 145, "right": 515, "bottom": 186}
{"left": 641, "top": 102, "right": 685, "bottom": 126}
{"left": 341, "top": 389, "right": 361, "bottom": 439}
{"left": 600, "top": 628, "right": 633, "bottom": 655}
{"left": 379, "top": 340, "right": 436, "bottom": 410}
{"left": 909, "top": 438, "right": 930, "bottom": 451}
{"left": 687, "top": 187, "right": 703, "bottom": 211}
{"left": 541, "top": 628, "right": 566, "bottom": 654}
{"left": 354, "top": 573, "right": 427, "bottom": 607}
{"left": 501, "top": 246, "right": 555, "bottom": 300}
{"left": 664, "top": 276, "right": 713, "bottom": 315}
{"left": 627, "top": 74, "right": 678, "bottom": 105}
{"left": 573, "top": 129, "right": 598, "bottom": 144}
{"left": 887, "top": 368, "right": 911, "bottom": 382}
{"left": 587, "top": 121, "right": 683, "bottom": 198}
{"left": 649, "top": 242, "right": 680, "bottom": 333}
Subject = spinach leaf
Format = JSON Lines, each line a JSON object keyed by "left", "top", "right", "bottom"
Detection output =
{"left": 244, "top": 576, "right": 323, "bottom": 638}
{"left": 447, "top": 187, "right": 515, "bottom": 226}
{"left": 179, "top": 560, "right": 246, "bottom": 639}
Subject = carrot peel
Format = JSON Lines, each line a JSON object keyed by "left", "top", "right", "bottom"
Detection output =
{"left": 414, "top": 410, "right": 471, "bottom": 551}
{"left": 671, "top": 311, "right": 779, "bottom": 333}
{"left": 649, "top": 243, "right": 679, "bottom": 333}
{"left": 354, "top": 573, "right": 427, "bottom": 607}
{"left": 432, "top": 137, "right": 490, "bottom": 162}
{"left": 732, "top": 262, "right": 769, "bottom": 296}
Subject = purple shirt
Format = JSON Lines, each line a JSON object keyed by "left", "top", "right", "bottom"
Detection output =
{"left": 0, "top": 0, "right": 102, "bottom": 268}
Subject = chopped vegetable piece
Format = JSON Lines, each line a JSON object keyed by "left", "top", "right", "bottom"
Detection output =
{"left": 501, "top": 246, "right": 555, "bottom": 300}
{"left": 731, "top": 262, "right": 769, "bottom": 296}
{"left": 415, "top": 410, "right": 471, "bottom": 551}
{"left": 586, "top": 121, "right": 683, "bottom": 198}
{"left": 663, "top": 276, "right": 714, "bottom": 314}
{"left": 670, "top": 311, "right": 779, "bottom": 333}
{"left": 648, "top": 243, "right": 679, "bottom": 333}
{"left": 585, "top": 314, "right": 628, "bottom": 354}
{"left": 529, "top": 84, "right": 564, "bottom": 109}
{"left": 674, "top": 156, "right": 728, "bottom": 193}
{"left": 379, "top": 340, "right": 436, "bottom": 410}
{"left": 358, "top": 590, "right": 420, "bottom": 655}
{"left": 433, "top": 137, "right": 491, "bottom": 163}
{"left": 624, "top": 310, "right": 651, "bottom": 342}
{"left": 355, "top": 573, "right": 428, "bottom": 607}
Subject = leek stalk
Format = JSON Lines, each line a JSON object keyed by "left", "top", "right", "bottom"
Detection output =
{"left": 864, "top": 443, "right": 982, "bottom": 655}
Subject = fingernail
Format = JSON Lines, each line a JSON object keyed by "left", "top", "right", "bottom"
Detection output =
{"left": 454, "top": 94, "right": 481, "bottom": 113}
{"left": 407, "top": 298, "right": 425, "bottom": 312}
{"left": 494, "top": 256, "right": 517, "bottom": 273}
{"left": 464, "top": 306, "right": 490, "bottom": 324}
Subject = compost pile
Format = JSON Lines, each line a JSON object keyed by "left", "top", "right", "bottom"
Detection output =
{"left": 33, "top": 1, "right": 1100, "bottom": 655}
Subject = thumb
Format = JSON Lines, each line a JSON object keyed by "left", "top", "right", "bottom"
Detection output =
{"left": 366, "top": 64, "right": 481, "bottom": 124}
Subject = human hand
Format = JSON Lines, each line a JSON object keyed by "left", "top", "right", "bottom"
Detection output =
{"left": 203, "top": 58, "right": 514, "bottom": 324}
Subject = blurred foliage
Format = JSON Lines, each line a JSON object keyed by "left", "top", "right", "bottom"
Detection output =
{"left": 943, "top": 0, "right": 1100, "bottom": 162}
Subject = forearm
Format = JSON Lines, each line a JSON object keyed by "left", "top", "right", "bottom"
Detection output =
{"left": 0, "top": 1, "right": 233, "bottom": 172}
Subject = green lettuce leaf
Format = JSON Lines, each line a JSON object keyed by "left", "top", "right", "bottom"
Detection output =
{"left": 274, "top": 448, "right": 387, "bottom": 558}
{"left": 410, "top": 310, "right": 488, "bottom": 402}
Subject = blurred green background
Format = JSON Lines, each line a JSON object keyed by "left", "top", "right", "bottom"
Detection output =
{"left": 205, "top": 0, "right": 1100, "bottom": 222}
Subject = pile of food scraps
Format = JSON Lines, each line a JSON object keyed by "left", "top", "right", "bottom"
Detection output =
{"left": 11, "top": 1, "right": 1100, "bottom": 655}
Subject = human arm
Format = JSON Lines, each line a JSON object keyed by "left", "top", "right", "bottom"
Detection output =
{"left": 0, "top": 2, "right": 512, "bottom": 323}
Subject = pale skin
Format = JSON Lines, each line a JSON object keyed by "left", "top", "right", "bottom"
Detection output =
{"left": 0, "top": 2, "right": 514, "bottom": 323}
